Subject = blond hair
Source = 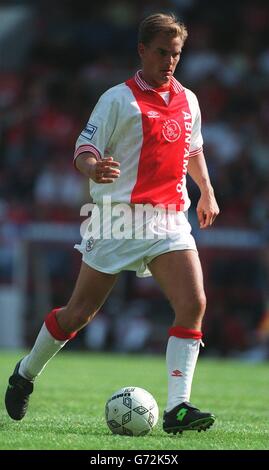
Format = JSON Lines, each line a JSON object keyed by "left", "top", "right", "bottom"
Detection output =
{"left": 138, "top": 13, "right": 188, "bottom": 46}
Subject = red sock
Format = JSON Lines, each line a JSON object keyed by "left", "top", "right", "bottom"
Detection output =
{"left": 168, "top": 325, "right": 202, "bottom": 340}
{"left": 45, "top": 308, "right": 77, "bottom": 341}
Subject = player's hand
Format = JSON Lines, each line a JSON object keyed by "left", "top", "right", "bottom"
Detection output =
{"left": 89, "top": 157, "right": 120, "bottom": 184}
{"left": 196, "top": 189, "right": 220, "bottom": 229}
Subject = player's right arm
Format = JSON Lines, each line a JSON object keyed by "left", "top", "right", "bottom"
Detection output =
{"left": 75, "top": 153, "right": 120, "bottom": 184}
{"left": 74, "top": 88, "right": 121, "bottom": 184}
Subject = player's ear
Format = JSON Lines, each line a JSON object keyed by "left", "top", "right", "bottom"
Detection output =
{"left": 138, "top": 43, "right": 145, "bottom": 59}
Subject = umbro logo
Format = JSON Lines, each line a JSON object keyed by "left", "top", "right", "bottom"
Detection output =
{"left": 147, "top": 111, "right": 160, "bottom": 118}
{"left": 171, "top": 369, "right": 183, "bottom": 377}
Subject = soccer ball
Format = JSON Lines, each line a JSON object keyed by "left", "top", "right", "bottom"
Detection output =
{"left": 105, "top": 386, "right": 159, "bottom": 436}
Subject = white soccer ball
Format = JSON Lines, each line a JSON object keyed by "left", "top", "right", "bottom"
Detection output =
{"left": 105, "top": 386, "right": 159, "bottom": 436}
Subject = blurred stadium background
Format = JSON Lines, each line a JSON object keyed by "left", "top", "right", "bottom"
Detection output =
{"left": 0, "top": 0, "right": 268, "bottom": 360}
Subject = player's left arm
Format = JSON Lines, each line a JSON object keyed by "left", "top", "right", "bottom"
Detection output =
{"left": 187, "top": 151, "right": 220, "bottom": 229}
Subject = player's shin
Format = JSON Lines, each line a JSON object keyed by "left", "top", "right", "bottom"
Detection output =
{"left": 19, "top": 308, "right": 77, "bottom": 381}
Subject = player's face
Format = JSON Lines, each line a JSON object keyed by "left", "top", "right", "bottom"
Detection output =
{"left": 138, "top": 33, "right": 182, "bottom": 87}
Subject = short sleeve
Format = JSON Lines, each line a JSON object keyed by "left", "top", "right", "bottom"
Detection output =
{"left": 189, "top": 96, "right": 203, "bottom": 157}
{"left": 74, "top": 91, "right": 118, "bottom": 164}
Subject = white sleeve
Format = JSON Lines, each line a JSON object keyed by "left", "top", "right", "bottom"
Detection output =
{"left": 189, "top": 95, "right": 203, "bottom": 157}
{"left": 74, "top": 90, "right": 118, "bottom": 164}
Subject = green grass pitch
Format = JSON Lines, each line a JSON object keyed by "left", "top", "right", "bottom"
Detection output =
{"left": 0, "top": 351, "right": 268, "bottom": 450}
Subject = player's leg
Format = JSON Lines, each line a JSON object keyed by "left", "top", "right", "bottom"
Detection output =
{"left": 19, "top": 261, "right": 118, "bottom": 380}
{"left": 5, "top": 262, "right": 118, "bottom": 420}
{"left": 148, "top": 250, "right": 215, "bottom": 433}
{"left": 149, "top": 249, "right": 206, "bottom": 330}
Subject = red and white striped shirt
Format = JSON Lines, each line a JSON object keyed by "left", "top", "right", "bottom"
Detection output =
{"left": 74, "top": 71, "right": 203, "bottom": 211}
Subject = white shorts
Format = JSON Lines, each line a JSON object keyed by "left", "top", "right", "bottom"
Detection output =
{"left": 74, "top": 204, "right": 197, "bottom": 277}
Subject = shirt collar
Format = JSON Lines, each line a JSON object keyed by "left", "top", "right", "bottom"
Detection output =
{"left": 135, "top": 70, "right": 184, "bottom": 94}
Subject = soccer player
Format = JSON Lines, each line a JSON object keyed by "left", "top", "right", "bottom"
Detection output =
{"left": 5, "top": 13, "right": 219, "bottom": 434}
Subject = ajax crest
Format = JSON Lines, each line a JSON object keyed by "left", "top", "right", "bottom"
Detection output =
{"left": 162, "top": 119, "right": 181, "bottom": 142}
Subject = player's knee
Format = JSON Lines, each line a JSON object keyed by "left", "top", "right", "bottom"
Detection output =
{"left": 189, "top": 292, "right": 206, "bottom": 316}
{"left": 175, "top": 292, "right": 206, "bottom": 319}
{"left": 195, "top": 293, "right": 207, "bottom": 318}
